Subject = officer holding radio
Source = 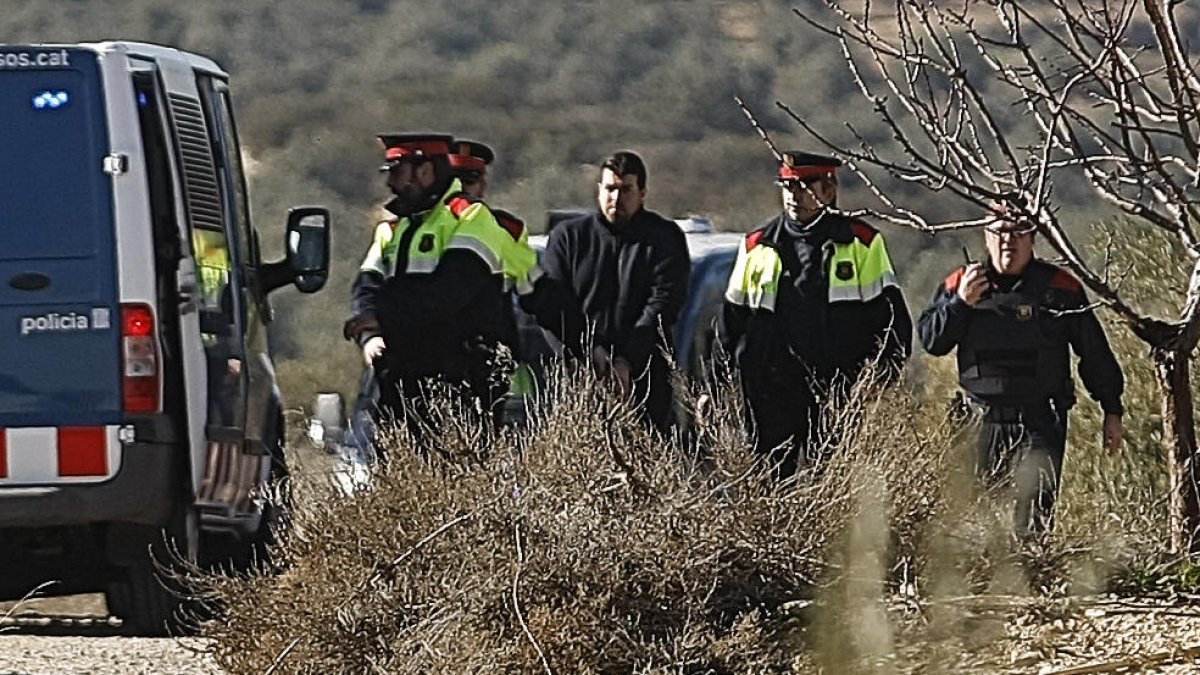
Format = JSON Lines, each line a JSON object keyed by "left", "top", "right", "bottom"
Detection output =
{"left": 918, "top": 207, "right": 1125, "bottom": 536}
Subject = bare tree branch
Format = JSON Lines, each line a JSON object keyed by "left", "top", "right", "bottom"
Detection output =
{"left": 786, "top": 0, "right": 1196, "bottom": 347}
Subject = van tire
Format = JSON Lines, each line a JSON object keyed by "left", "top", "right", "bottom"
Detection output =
{"left": 105, "top": 502, "right": 201, "bottom": 637}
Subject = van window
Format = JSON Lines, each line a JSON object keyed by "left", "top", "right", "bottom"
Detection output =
{"left": 211, "top": 87, "right": 254, "bottom": 269}
{"left": 0, "top": 61, "right": 108, "bottom": 260}
{"left": 197, "top": 77, "right": 254, "bottom": 320}
{"left": 132, "top": 70, "right": 182, "bottom": 272}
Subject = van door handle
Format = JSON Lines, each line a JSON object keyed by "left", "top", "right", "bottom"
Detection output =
{"left": 9, "top": 272, "right": 51, "bottom": 291}
{"left": 178, "top": 281, "right": 198, "bottom": 314}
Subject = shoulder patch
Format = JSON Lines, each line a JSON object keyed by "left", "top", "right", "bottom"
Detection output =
{"left": 850, "top": 221, "right": 878, "bottom": 246}
{"left": 943, "top": 266, "right": 966, "bottom": 292}
{"left": 745, "top": 230, "right": 767, "bottom": 251}
{"left": 1049, "top": 268, "right": 1082, "bottom": 293}
{"left": 445, "top": 192, "right": 478, "bottom": 219}
{"left": 493, "top": 208, "right": 526, "bottom": 241}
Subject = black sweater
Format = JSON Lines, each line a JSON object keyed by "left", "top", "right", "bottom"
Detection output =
{"left": 536, "top": 208, "right": 691, "bottom": 371}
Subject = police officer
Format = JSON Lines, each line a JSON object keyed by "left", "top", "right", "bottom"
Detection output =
{"left": 446, "top": 138, "right": 528, "bottom": 242}
{"left": 448, "top": 139, "right": 494, "bottom": 199}
{"left": 344, "top": 133, "right": 539, "bottom": 444}
{"left": 446, "top": 138, "right": 540, "bottom": 419}
{"left": 918, "top": 210, "right": 1124, "bottom": 536}
{"left": 194, "top": 228, "right": 242, "bottom": 428}
{"left": 721, "top": 151, "right": 912, "bottom": 478}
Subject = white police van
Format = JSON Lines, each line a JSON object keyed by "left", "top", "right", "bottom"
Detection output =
{"left": 0, "top": 41, "right": 330, "bottom": 635}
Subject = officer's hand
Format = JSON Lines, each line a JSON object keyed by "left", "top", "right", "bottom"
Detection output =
{"left": 1103, "top": 413, "right": 1124, "bottom": 454}
{"left": 612, "top": 357, "right": 633, "bottom": 399}
{"left": 590, "top": 346, "right": 612, "bottom": 378}
{"left": 362, "top": 336, "right": 387, "bottom": 365}
{"left": 695, "top": 393, "right": 712, "bottom": 428}
{"left": 957, "top": 263, "right": 992, "bottom": 306}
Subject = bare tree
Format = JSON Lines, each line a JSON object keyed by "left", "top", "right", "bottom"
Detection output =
{"left": 784, "top": 0, "right": 1200, "bottom": 551}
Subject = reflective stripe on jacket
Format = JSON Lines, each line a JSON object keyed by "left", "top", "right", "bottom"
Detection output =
{"left": 357, "top": 178, "right": 538, "bottom": 289}
{"left": 724, "top": 220, "right": 900, "bottom": 310}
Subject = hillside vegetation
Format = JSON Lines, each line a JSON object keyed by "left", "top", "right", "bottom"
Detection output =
{"left": 12, "top": 2, "right": 1200, "bottom": 670}
{"left": 20, "top": 0, "right": 1189, "bottom": 400}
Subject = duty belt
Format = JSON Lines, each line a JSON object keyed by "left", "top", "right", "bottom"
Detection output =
{"left": 980, "top": 403, "right": 1024, "bottom": 423}
{"left": 967, "top": 398, "right": 1063, "bottom": 425}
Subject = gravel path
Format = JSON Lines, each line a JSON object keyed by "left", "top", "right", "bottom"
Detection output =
{"left": 2, "top": 591, "right": 1200, "bottom": 673}
{"left": 0, "top": 595, "right": 222, "bottom": 675}
{"left": 879, "top": 595, "right": 1200, "bottom": 674}
{"left": 0, "top": 636, "right": 221, "bottom": 675}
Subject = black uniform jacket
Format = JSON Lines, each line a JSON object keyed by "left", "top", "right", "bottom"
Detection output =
{"left": 535, "top": 208, "right": 691, "bottom": 373}
{"left": 918, "top": 258, "right": 1123, "bottom": 413}
{"left": 353, "top": 200, "right": 517, "bottom": 383}
{"left": 720, "top": 213, "right": 912, "bottom": 399}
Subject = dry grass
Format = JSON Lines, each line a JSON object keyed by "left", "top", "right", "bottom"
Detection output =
{"left": 194, "top": 345, "right": 1177, "bottom": 674}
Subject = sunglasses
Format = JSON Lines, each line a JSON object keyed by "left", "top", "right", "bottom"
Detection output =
{"left": 984, "top": 223, "right": 1036, "bottom": 236}
{"left": 778, "top": 176, "right": 838, "bottom": 189}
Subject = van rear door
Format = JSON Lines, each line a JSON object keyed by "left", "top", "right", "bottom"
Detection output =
{"left": 0, "top": 48, "right": 121, "bottom": 428}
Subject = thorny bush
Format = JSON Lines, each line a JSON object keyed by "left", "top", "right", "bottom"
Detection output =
{"left": 196, "top": 349, "right": 1170, "bottom": 673}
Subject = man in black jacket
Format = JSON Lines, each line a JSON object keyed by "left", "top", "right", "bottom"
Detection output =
{"left": 533, "top": 151, "right": 691, "bottom": 431}
{"left": 918, "top": 211, "right": 1124, "bottom": 536}
{"left": 720, "top": 151, "right": 912, "bottom": 478}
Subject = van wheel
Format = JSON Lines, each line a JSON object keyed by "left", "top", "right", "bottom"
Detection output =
{"left": 105, "top": 503, "right": 201, "bottom": 637}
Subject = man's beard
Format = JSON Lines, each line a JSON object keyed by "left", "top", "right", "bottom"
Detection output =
{"left": 385, "top": 189, "right": 427, "bottom": 217}
{"left": 386, "top": 181, "right": 444, "bottom": 217}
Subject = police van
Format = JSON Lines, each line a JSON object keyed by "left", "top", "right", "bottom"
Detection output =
{"left": 0, "top": 41, "right": 330, "bottom": 635}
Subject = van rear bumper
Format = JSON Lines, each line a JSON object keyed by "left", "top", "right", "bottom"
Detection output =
{"left": 0, "top": 443, "right": 177, "bottom": 528}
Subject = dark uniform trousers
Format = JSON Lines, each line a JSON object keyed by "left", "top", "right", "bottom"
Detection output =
{"left": 373, "top": 363, "right": 507, "bottom": 457}
{"left": 976, "top": 401, "right": 1067, "bottom": 537}
{"left": 748, "top": 385, "right": 824, "bottom": 480}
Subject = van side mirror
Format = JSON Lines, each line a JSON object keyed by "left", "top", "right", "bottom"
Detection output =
{"left": 287, "top": 207, "right": 330, "bottom": 293}
{"left": 263, "top": 206, "right": 331, "bottom": 294}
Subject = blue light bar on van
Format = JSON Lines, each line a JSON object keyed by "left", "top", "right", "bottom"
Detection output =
{"left": 32, "top": 90, "right": 70, "bottom": 110}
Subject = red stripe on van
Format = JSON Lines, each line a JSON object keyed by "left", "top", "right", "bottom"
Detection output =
{"left": 57, "top": 427, "right": 107, "bottom": 476}
{"left": 0, "top": 429, "right": 7, "bottom": 478}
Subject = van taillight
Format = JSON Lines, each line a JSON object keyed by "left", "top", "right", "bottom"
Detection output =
{"left": 121, "top": 304, "right": 159, "bottom": 413}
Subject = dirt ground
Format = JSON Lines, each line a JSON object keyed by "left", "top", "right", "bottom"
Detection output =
{"left": 0, "top": 595, "right": 220, "bottom": 675}
{"left": 862, "top": 595, "right": 1200, "bottom": 674}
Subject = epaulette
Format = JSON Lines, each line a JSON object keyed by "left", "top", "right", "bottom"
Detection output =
{"left": 850, "top": 221, "right": 879, "bottom": 246}
{"left": 445, "top": 192, "right": 479, "bottom": 219}
{"left": 1048, "top": 267, "right": 1083, "bottom": 293}
{"left": 745, "top": 230, "right": 767, "bottom": 251}
{"left": 492, "top": 208, "right": 526, "bottom": 241}
{"left": 943, "top": 266, "right": 966, "bottom": 292}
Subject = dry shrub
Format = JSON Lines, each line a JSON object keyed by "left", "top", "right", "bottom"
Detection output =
{"left": 198, "top": 351, "right": 1165, "bottom": 673}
